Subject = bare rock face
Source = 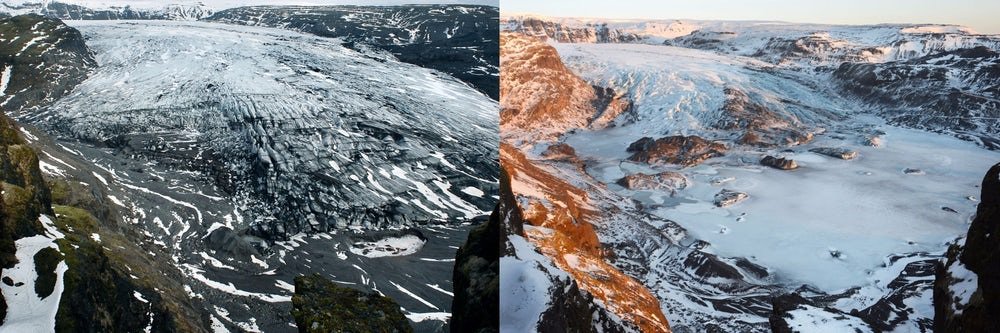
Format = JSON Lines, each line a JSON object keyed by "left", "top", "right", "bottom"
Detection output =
{"left": 616, "top": 172, "right": 688, "bottom": 193}
{"left": 716, "top": 88, "right": 814, "bottom": 147}
{"left": 500, "top": 33, "right": 634, "bottom": 141}
{"left": 540, "top": 143, "right": 578, "bottom": 161}
{"left": 933, "top": 163, "right": 1000, "bottom": 332}
{"left": 809, "top": 147, "right": 858, "bottom": 160}
{"left": 760, "top": 155, "right": 799, "bottom": 170}
{"left": 626, "top": 135, "right": 727, "bottom": 167}
{"left": 714, "top": 189, "right": 749, "bottom": 207}
{"left": 0, "top": 14, "right": 95, "bottom": 115}
{"left": 834, "top": 47, "right": 1000, "bottom": 149}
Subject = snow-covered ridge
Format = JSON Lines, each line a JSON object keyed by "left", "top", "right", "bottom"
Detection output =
{"left": 0, "top": 0, "right": 215, "bottom": 20}
{"left": 502, "top": 15, "right": 1000, "bottom": 65}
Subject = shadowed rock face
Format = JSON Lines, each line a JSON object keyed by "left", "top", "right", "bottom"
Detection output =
{"left": 291, "top": 274, "right": 412, "bottom": 333}
{"left": 0, "top": 14, "right": 95, "bottom": 114}
{"left": 206, "top": 5, "right": 499, "bottom": 100}
{"left": 934, "top": 163, "right": 1000, "bottom": 332}
{"left": 760, "top": 155, "right": 799, "bottom": 170}
{"left": 0, "top": 114, "right": 49, "bottom": 270}
{"left": 451, "top": 198, "right": 499, "bottom": 333}
{"left": 834, "top": 47, "right": 1000, "bottom": 149}
{"left": 626, "top": 135, "right": 727, "bottom": 167}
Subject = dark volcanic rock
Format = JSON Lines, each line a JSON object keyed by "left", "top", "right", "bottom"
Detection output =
{"left": 32, "top": 246, "right": 61, "bottom": 298}
{"left": 451, "top": 206, "right": 499, "bottom": 333}
{"left": 769, "top": 293, "right": 811, "bottom": 333}
{"left": 684, "top": 250, "right": 743, "bottom": 281}
{"left": 207, "top": 5, "right": 499, "bottom": 100}
{"left": 716, "top": 88, "right": 815, "bottom": 147}
{"left": 714, "top": 189, "right": 749, "bottom": 207}
{"left": 769, "top": 293, "right": 874, "bottom": 333}
{"left": 497, "top": 170, "right": 524, "bottom": 251}
{"left": 849, "top": 253, "right": 938, "bottom": 332}
{"left": 834, "top": 47, "right": 1000, "bottom": 149}
{"left": 809, "top": 147, "right": 858, "bottom": 160}
{"left": 0, "top": 14, "right": 95, "bottom": 114}
{"left": 626, "top": 135, "right": 727, "bottom": 167}
{"left": 292, "top": 273, "right": 412, "bottom": 333}
{"left": 934, "top": 163, "right": 1000, "bottom": 332}
{"left": 52, "top": 206, "right": 207, "bottom": 333}
{"left": 537, "top": 278, "right": 631, "bottom": 333}
{"left": 666, "top": 30, "right": 738, "bottom": 51}
{"left": 760, "top": 155, "right": 799, "bottom": 170}
{"left": 616, "top": 171, "right": 688, "bottom": 193}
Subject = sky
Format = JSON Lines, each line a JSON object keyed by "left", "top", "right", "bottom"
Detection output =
{"left": 503, "top": 0, "right": 1000, "bottom": 34}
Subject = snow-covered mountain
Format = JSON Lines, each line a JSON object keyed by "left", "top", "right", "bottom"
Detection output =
{"left": 0, "top": 1, "right": 215, "bottom": 20}
{"left": 205, "top": 5, "right": 500, "bottom": 100}
{"left": 503, "top": 16, "right": 1000, "bottom": 150}
{"left": 500, "top": 16, "right": 1000, "bottom": 332}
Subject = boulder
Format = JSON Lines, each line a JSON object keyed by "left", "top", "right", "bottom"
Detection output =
{"left": 760, "top": 155, "right": 799, "bottom": 170}
{"left": 540, "top": 143, "right": 578, "bottom": 161}
{"left": 864, "top": 135, "right": 883, "bottom": 148}
{"left": 626, "top": 135, "right": 727, "bottom": 167}
{"left": 714, "top": 189, "right": 749, "bottom": 207}
{"left": 809, "top": 147, "right": 858, "bottom": 160}
{"left": 616, "top": 171, "right": 689, "bottom": 192}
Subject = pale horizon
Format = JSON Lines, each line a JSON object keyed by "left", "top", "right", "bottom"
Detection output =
{"left": 502, "top": 0, "right": 1000, "bottom": 34}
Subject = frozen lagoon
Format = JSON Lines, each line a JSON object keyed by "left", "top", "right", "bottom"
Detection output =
{"left": 567, "top": 125, "right": 999, "bottom": 292}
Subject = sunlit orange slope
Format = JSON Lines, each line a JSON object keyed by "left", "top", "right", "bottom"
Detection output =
{"left": 500, "top": 32, "right": 671, "bottom": 333}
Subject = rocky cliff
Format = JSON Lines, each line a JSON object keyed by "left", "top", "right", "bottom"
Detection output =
{"left": 499, "top": 32, "right": 670, "bottom": 332}
{"left": 500, "top": 32, "right": 632, "bottom": 142}
{"left": 451, "top": 192, "right": 499, "bottom": 332}
{"left": 292, "top": 274, "right": 412, "bottom": 333}
{"left": 502, "top": 16, "right": 640, "bottom": 43}
{"left": 0, "top": 14, "right": 95, "bottom": 114}
{"left": 934, "top": 163, "right": 1000, "bottom": 332}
